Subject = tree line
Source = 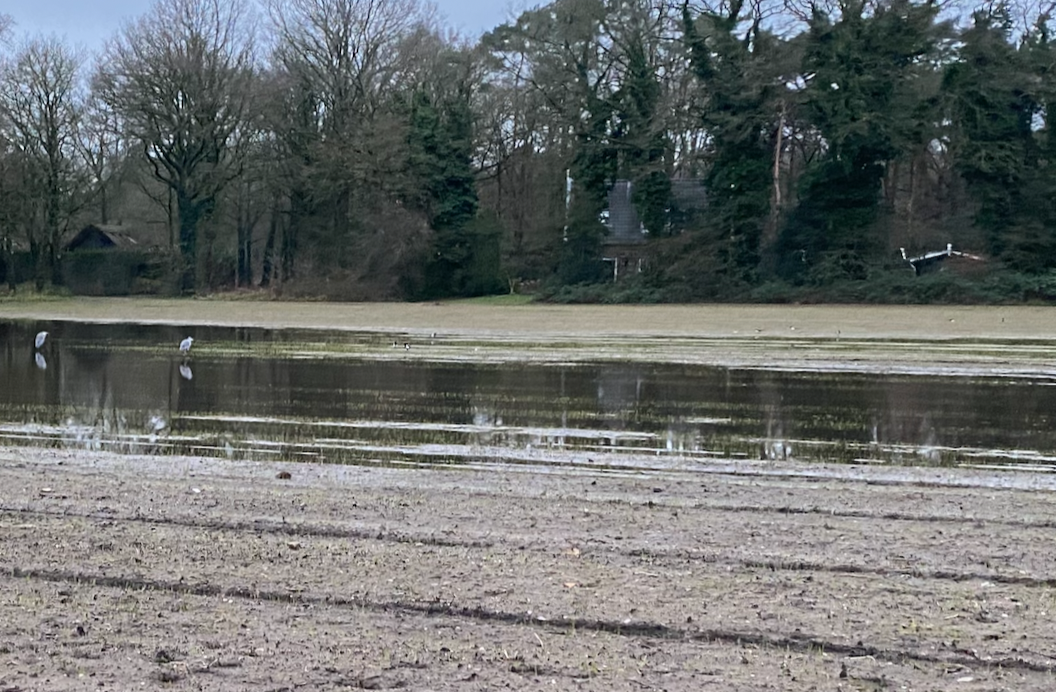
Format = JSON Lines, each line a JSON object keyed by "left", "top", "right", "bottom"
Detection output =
{"left": 1, "top": 0, "right": 1055, "bottom": 302}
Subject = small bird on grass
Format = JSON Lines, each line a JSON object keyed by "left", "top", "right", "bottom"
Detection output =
{"left": 179, "top": 336, "right": 194, "bottom": 355}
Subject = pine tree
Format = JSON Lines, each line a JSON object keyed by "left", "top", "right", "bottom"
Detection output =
{"left": 778, "top": 0, "right": 944, "bottom": 284}
{"left": 559, "top": 91, "right": 615, "bottom": 285}
{"left": 611, "top": 38, "right": 671, "bottom": 237}
{"left": 945, "top": 7, "right": 1056, "bottom": 272}
{"left": 407, "top": 86, "right": 503, "bottom": 298}
{"left": 681, "top": 0, "right": 783, "bottom": 289}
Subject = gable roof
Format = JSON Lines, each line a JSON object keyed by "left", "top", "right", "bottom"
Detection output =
{"left": 65, "top": 224, "right": 144, "bottom": 252}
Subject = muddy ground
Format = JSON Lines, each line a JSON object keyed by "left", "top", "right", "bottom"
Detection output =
{"left": 3, "top": 448, "right": 1056, "bottom": 691}
{"left": 2, "top": 300, "right": 1056, "bottom": 690}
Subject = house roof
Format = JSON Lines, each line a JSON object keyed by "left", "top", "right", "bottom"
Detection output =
{"left": 65, "top": 224, "right": 144, "bottom": 252}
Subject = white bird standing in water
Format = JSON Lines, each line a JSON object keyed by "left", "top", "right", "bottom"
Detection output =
{"left": 179, "top": 336, "right": 194, "bottom": 355}
{"left": 34, "top": 331, "right": 48, "bottom": 349}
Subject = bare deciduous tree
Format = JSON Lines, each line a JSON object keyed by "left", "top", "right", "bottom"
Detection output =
{"left": 78, "top": 92, "right": 129, "bottom": 225}
{"left": 0, "top": 14, "right": 12, "bottom": 45}
{"left": 268, "top": 0, "right": 435, "bottom": 123}
{"left": 0, "top": 34, "right": 85, "bottom": 288}
{"left": 95, "top": 0, "right": 257, "bottom": 292}
{"left": 263, "top": 0, "right": 436, "bottom": 280}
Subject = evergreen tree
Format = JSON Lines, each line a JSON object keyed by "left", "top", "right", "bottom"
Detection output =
{"left": 1020, "top": 16, "right": 1056, "bottom": 272}
{"left": 681, "top": 0, "right": 784, "bottom": 290}
{"left": 611, "top": 37, "right": 671, "bottom": 237}
{"left": 407, "top": 85, "right": 503, "bottom": 297}
{"left": 945, "top": 7, "right": 1056, "bottom": 272}
{"left": 778, "top": 0, "right": 944, "bottom": 284}
{"left": 559, "top": 91, "right": 615, "bottom": 285}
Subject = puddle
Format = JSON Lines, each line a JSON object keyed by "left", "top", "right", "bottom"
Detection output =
{"left": 2, "top": 320, "right": 1055, "bottom": 474}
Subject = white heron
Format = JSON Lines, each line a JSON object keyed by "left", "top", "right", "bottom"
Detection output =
{"left": 179, "top": 336, "right": 194, "bottom": 355}
{"left": 34, "top": 331, "right": 48, "bottom": 349}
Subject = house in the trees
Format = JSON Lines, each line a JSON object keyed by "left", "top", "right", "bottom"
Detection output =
{"left": 62, "top": 224, "right": 167, "bottom": 295}
{"left": 600, "top": 181, "right": 646, "bottom": 282}
{"left": 600, "top": 179, "right": 708, "bottom": 282}
{"left": 64, "top": 224, "right": 143, "bottom": 252}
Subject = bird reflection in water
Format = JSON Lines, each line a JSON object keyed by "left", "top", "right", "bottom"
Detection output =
{"left": 179, "top": 364, "right": 193, "bottom": 381}
{"left": 34, "top": 352, "right": 47, "bottom": 371}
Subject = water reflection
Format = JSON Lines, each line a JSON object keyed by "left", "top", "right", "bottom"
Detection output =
{"left": 0, "top": 320, "right": 1054, "bottom": 471}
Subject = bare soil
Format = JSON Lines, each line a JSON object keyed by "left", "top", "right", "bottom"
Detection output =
{"left": 2, "top": 300, "right": 1056, "bottom": 690}
{"left": 4, "top": 449, "right": 1056, "bottom": 691}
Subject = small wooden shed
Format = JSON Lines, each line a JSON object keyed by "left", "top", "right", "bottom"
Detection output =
{"left": 64, "top": 224, "right": 143, "bottom": 252}
{"left": 62, "top": 224, "right": 166, "bottom": 295}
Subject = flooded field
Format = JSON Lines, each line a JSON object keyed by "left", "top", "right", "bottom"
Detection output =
{"left": 6, "top": 304, "right": 1056, "bottom": 690}
{"left": 3, "top": 318, "right": 1056, "bottom": 473}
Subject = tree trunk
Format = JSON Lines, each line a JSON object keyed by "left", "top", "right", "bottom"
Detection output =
{"left": 3, "top": 237, "right": 14, "bottom": 292}
{"left": 168, "top": 186, "right": 174, "bottom": 250}
{"left": 48, "top": 239, "right": 61, "bottom": 287}
{"left": 236, "top": 191, "right": 247, "bottom": 287}
{"left": 281, "top": 220, "right": 295, "bottom": 282}
{"left": 759, "top": 102, "right": 786, "bottom": 276}
{"left": 282, "top": 189, "right": 307, "bottom": 282}
{"left": 236, "top": 222, "right": 248, "bottom": 287}
{"left": 46, "top": 179, "right": 61, "bottom": 287}
{"left": 259, "top": 205, "right": 278, "bottom": 288}
{"left": 32, "top": 240, "right": 45, "bottom": 292}
{"left": 177, "top": 191, "right": 200, "bottom": 293}
{"left": 767, "top": 102, "right": 785, "bottom": 236}
{"left": 237, "top": 214, "right": 253, "bottom": 288}
{"left": 906, "top": 154, "right": 917, "bottom": 246}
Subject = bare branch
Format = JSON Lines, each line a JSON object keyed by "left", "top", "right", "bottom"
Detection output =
{"left": 95, "top": 0, "right": 258, "bottom": 290}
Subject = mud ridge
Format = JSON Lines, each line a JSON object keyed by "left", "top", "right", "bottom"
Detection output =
{"left": 695, "top": 502, "right": 1056, "bottom": 529}
{"left": 736, "top": 558, "right": 1056, "bottom": 588}
{"left": 695, "top": 466, "right": 1056, "bottom": 492}
{"left": 0, "top": 506, "right": 495, "bottom": 549}
{"left": 8, "top": 506, "right": 1054, "bottom": 589}
{"left": 5, "top": 565, "right": 1053, "bottom": 675}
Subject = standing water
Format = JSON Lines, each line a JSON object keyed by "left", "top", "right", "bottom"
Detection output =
{"left": 1, "top": 320, "right": 1055, "bottom": 473}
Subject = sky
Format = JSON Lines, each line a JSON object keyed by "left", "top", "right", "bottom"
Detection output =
{"left": 4, "top": 0, "right": 523, "bottom": 52}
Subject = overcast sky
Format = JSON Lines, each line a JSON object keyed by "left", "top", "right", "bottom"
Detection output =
{"left": 6, "top": 0, "right": 523, "bottom": 52}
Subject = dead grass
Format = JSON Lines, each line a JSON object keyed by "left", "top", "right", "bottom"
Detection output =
{"left": 0, "top": 296, "right": 1048, "bottom": 341}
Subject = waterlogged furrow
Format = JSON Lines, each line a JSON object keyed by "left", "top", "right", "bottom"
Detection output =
{"left": 0, "top": 403, "right": 1051, "bottom": 471}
